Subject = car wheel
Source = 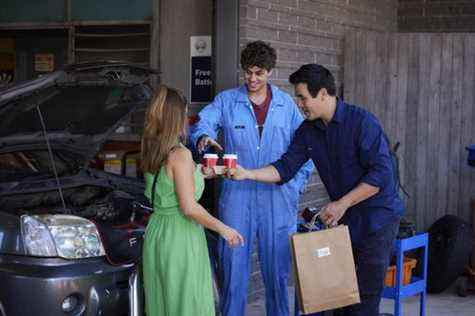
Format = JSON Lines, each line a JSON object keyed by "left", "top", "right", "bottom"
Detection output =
{"left": 427, "top": 215, "right": 473, "bottom": 293}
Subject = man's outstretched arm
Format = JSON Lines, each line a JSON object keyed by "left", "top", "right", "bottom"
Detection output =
{"left": 228, "top": 124, "right": 310, "bottom": 184}
{"left": 227, "top": 164, "right": 281, "bottom": 183}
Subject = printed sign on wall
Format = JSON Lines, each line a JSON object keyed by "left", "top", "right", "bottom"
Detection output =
{"left": 190, "top": 36, "right": 212, "bottom": 103}
{"left": 34, "top": 53, "right": 55, "bottom": 72}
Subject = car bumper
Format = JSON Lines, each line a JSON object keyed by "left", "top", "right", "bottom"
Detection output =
{"left": 0, "top": 255, "right": 141, "bottom": 316}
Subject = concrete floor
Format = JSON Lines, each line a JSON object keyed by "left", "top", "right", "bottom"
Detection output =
{"left": 246, "top": 284, "right": 475, "bottom": 316}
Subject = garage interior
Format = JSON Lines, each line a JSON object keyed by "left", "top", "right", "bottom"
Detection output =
{"left": 2, "top": 0, "right": 475, "bottom": 315}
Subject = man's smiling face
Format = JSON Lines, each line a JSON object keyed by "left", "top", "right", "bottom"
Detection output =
{"left": 244, "top": 66, "right": 272, "bottom": 93}
{"left": 294, "top": 83, "right": 326, "bottom": 121}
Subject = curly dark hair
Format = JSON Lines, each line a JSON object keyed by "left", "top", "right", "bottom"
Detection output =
{"left": 289, "top": 64, "right": 336, "bottom": 97}
{"left": 240, "top": 41, "right": 276, "bottom": 71}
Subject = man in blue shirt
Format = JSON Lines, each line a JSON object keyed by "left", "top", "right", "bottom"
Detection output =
{"left": 228, "top": 64, "right": 404, "bottom": 316}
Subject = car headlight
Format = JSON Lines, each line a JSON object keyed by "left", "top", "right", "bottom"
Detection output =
{"left": 21, "top": 215, "right": 105, "bottom": 259}
{"left": 21, "top": 215, "right": 57, "bottom": 257}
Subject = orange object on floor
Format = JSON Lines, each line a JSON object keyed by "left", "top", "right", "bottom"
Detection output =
{"left": 385, "top": 257, "right": 417, "bottom": 287}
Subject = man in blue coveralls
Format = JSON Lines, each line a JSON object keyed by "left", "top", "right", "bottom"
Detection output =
{"left": 227, "top": 64, "right": 404, "bottom": 316}
{"left": 190, "top": 41, "right": 314, "bottom": 316}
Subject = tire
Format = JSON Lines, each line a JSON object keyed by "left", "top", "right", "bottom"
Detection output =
{"left": 427, "top": 215, "right": 473, "bottom": 293}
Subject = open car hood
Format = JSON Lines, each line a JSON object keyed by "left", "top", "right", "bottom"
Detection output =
{"left": 0, "top": 61, "right": 156, "bottom": 164}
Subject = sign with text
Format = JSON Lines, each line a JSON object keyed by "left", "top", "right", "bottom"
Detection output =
{"left": 34, "top": 53, "right": 54, "bottom": 72}
{"left": 191, "top": 57, "right": 212, "bottom": 103}
{"left": 190, "top": 36, "right": 212, "bottom": 103}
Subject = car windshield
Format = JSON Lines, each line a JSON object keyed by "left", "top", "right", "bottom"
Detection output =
{"left": 0, "top": 150, "right": 76, "bottom": 182}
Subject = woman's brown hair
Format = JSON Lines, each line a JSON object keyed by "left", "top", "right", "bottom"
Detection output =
{"left": 141, "top": 85, "right": 188, "bottom": 173}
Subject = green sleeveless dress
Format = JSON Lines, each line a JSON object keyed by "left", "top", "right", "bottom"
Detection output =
{"left": 142, "top": 165, "right": 214, "bottom": 316}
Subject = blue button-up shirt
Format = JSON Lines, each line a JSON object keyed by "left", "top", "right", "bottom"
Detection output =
{"left": 272, "top": 99, "right": 403, "bottom": 245}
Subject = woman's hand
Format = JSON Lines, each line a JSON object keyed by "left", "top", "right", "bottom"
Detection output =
{"left": 201, "top": 165, "right": 217, "bottom": 179}
{"left": 220, "top": 226, "right": 244, "bottom": 248}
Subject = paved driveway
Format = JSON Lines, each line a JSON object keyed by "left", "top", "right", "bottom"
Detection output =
{"left": 246, "top": 284, "right": 475, "bottom": 316}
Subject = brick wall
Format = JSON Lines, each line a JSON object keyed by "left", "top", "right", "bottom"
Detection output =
{"left": 399, "top": 0, "right": 475, "bottom": 32}
{"left": 240, "top": 0, "right": 398, "bottom": 302}
{"left": 240, "top": 0, "right": 397, "bottom": 93}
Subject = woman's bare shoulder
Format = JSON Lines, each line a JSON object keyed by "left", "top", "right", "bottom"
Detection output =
{"left": 167, "top": 146, "right": 193, "bottom": 166}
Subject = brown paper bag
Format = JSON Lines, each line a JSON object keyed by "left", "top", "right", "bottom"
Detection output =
{"left": 291, "top": 225, "right": 360, "bottom": 314}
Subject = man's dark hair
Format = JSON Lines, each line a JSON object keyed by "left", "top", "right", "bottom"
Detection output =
{"left": 289, "top": 64, "right": 336, "bottom": 97}
{"left": 240, "top": 41, "right": 276, "bottom": 71}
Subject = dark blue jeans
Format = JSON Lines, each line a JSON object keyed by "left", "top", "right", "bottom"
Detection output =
{"left": 336, "top": 221, "right": 400, "bottom": 316}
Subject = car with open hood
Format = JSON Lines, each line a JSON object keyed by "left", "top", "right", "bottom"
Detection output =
{"left": 0, "top": 62, "right": 158, "bottom": 316}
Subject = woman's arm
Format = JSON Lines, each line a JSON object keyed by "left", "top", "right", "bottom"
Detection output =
{"left": 168, "top": 147, "right": 244, "bottom": 247}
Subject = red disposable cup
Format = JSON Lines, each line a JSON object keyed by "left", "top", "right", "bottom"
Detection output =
{"left": 203, "top": 153, "right": 218, "bottom": 168}
{"left": 223, "top": 154, "right": 238, "bottom": 168}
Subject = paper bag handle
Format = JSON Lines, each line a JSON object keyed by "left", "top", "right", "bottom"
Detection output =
{"left": 303, "top": 209, "right": 329, "bottom": 231}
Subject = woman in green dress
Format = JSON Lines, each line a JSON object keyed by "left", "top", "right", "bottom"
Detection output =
{"left": 141, "top": 85, "right": 244, "bottom": 316}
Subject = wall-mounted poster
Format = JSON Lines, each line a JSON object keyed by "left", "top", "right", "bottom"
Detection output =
{"left": 190, "top": 36, "right": 212, "bottom": 103}
{"left": 34, "top": 53, "right": 55, "bottom": 72}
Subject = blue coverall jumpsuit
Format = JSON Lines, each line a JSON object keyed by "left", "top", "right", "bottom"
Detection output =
{"left": 191, "top": 84, "right": 314, "bottom": 316}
